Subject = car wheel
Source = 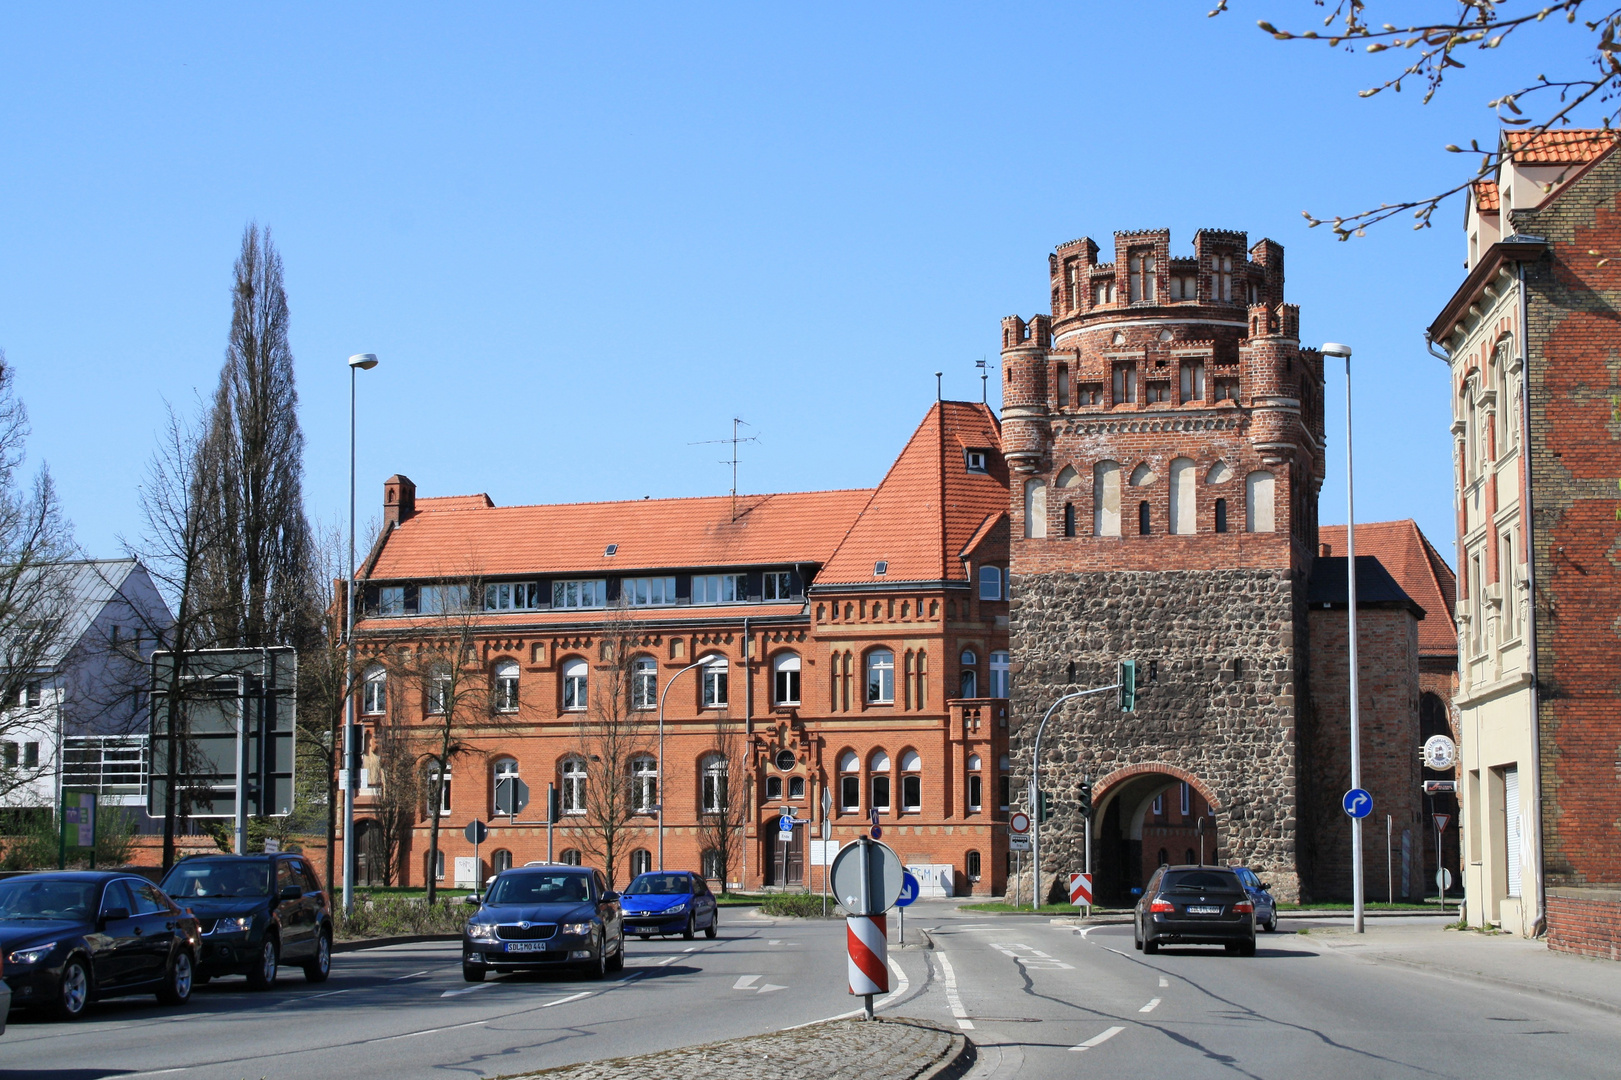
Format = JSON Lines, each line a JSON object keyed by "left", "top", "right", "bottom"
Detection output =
{"left": 1142, "top": 936, "right": 1159, "bottom": 956}
{"left": 157, "top": 948, "right": 194, "bottom": 1005}
{"left": 1224, "top": 941, "right": 1242, "bottom": 955}
{"left": 246, "top": 935, "right": 279, "bottom": 990}
{"left": 1263, "top": 915, "right": 1277, "bottom": 933}
{"left": 462, "top": 964, "right": 486, "bottom": 983}
{"left": 606, "top": 929, "right": 624, "bottom": 973}
{"left": 704, "top": 910, "right": 718, "bottom": 939}
{"left": 586, "top": 934, "right": 608, "bottom": 980}
{"left": 682, "top": 914, "right": 695, "bottom": 941}
{"left": 1240, "top": 939, "right": 1257, "bottom": 957}
{"left": 303, "top": 930, "right": 332, "bottom": 983}
{"left": 1133, "top": 921, "right": 1143, "bottom": 951}
{"left": 53, "top": 956, "right": 91, "bottom": 1021}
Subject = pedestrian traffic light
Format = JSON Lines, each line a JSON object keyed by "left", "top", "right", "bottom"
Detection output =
{"left": 1118, "top": 659, "right": 1136, "bottom": 712}
{"left": 1037, "top": 790, "right": 1052, "bottom": 824}
{"left": 1077, "top": 782, "right": 1093, "bottom": 819}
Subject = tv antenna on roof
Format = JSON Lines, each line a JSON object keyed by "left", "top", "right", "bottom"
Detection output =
{"left": 689, "top": 418, "right": 760, "bottom": 522}
{"left": 977, "top": 358, "right": 988, "bottom": 403}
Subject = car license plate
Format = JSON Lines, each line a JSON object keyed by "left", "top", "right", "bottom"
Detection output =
{"left": 1187, "top": 905, "right": 1223, "bottom": 915}
{"left": 505, "top": 941, "right": 549, "bottom": 953}
{"left": 627, "top": 925, "right": 652, "bottom": 934}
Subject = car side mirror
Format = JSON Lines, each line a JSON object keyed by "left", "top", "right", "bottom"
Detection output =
{"left": 100, "top": 907, "right": 130, "bottom": 926}
{"left": 1259, "top": 883, "right": 1271, "bottom": 891}
{"left": 601, "top": 891, "right": 619, "bottom": 902}
{"left": 463, "top": 894, "right": 483, "bottom": 906}
{"left": 279, "top": 885, "right": 302, "bottom": 901}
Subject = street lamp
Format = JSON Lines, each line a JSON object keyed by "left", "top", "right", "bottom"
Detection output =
{"left": 1030, "top": 690, "right": 1088, "bottom": 911}
{"left": 656, "top": 658, "right": 709, "bottom": 871}
{"left": 343, "top": 352, "right": 379, "bottom": 917}
{"left": 1322, "top": 340, "right": 1365, "bottom": 935}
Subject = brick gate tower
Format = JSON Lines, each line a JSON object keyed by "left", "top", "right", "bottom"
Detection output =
{"left": 1003, "top": 229, "right": 1327, "bottom": 904}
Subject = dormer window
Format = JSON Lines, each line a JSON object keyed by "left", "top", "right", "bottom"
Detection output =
{"left": 1093, "top": 277, "right": 1116, "bottom": 305}
{"left": 964, "top": 449, "right": 988, "bottom": 473}
{"left": 1168, "top": 273, "right": 1198, "bottom": 301}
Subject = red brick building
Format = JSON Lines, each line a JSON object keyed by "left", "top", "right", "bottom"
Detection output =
{"left": 342, "top": 401, "right": 1013, "bottom": 895}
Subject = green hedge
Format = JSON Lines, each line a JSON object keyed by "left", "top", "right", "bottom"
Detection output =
{"left": 758, "top": 893, "right": 834, "bottom": 918}
{"left": 333, "top": 892, "right": 470, "bottom": 940}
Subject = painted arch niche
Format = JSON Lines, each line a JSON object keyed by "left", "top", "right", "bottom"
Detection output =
{"left": 1167, "top": 457, "right": 1196, "bottom": 535}
{"left": 1093, "top": 460, "right": 1121, "bottom": 536}
{"left": 1245, "top": 470, "right": 1276, "bottom": 533}
{"left": 1024, "top": 479, "right": 1047, "bottom": 538}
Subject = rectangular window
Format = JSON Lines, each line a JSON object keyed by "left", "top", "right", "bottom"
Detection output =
{"left": 1180, "top": 782, "right": 1191, "bottom": 816}
{"left": 486, "top": 581, "right": 545, "bottom": 611}
{"left": 702, "top": 663, "right": 728, "bottom": 708}
{"left": 1180, "top": 361, "right": 1206, "bottom": 403}
{"left": 1077, "top": 384, "right": 1104, "bottom": 406}
{"left": 774, "top": 667, "right": 801, "bottom": 705}
{"left": 1144, "top": 382, "right": 1171, "bottom": 404}
{"left": 1500, "top": 535, "right": 1516, "bottom": 641}
{"left": 901, "top": 774, "right": 921, "bottom": 811}
{"left": 549, "top": 579, "right": 605, "bottom": 610}
{"left": 1214, "top": 377, "right": 1239, "bottom": 402}
{"left": 965, "top": 449, "right": 988, "bottom": 472}
{"left": 1093, "top": 277, "right": 1116, "bottom": 305}
{"left": 419, "top": 584, "right": 470, "bottom": 615}
{"left": 378, "top": 586, "right": 406, "bottom": 616}
{"left": 1128, "top": 251, "right": 1156, "bottom": 303}
{"left": 1056, "top": 364, "right": 1070, "bottom": 408}
{"left": 693, "top": 574, "right": 746, "bottom": 604}
{"left": 1216, "top": 255, "right": 1234, "bottom": 301}
{"left": 1168, "top": 273, "right": 1198, "bottom": 301}
{"left": 999, "top": 774, "right": 1010, "bottom": 810}
{"left": 623, "top": 577, "right": 677, "bottom": 607}
{"left": 763, "top": 572, "right": 792, "bottom": 601}
{"left": 1066, "top": 263, "right": 1079, "bottom": 310}
{"left": 1112, "top": 363, "right": 1137, "bottom": 404}
{"left": 841, "top": 774, "right": 860, "bottom": 811}
{"left": 2, "top": 742, "right": 16, "bottom": 767}
{"left": 23, "top": 742, "right": 39, "bottom": 768}
{"left": 979, "top": 566, "right": 1003, "bottom": 600}
{"left": 871, "top": 775, "right": 891, "bottom": 812}
{"left": 968, "top": 774, "right": 982, "bottom": 812}
{"left": 24, "top": 681, "right": 41, "bottom": 708}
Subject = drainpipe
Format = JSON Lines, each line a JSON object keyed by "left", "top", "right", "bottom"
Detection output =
{"left": 1517, "top": 261, "right": 1547, "bottom": 937}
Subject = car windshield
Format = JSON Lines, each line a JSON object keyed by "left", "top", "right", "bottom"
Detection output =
{"left": 486, "top": 873, "right": 591, "bottom": 905}
{"left": 625, "top": 874, "right": 691, "bottom": 896}
{"left": 0, "top": 878, "right": 100, "bottom": 920}
{"left": 1163, "top": 870, "right": 1242, "bottom": 894}
{"left": 161, "top": 860, "right": 272, "bottom": 898}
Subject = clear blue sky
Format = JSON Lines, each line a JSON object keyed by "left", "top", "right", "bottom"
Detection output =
{"left": 0, "top": 4, "right": 1593, "bottom": 567}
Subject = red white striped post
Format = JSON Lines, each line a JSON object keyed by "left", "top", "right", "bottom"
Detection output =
{"left": 847, "top": 914, "right": 889, "bottom": 1012}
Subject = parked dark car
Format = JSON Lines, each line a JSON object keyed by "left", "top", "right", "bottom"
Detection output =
{"left": 1134, "top": 865, "right": 1256, "bottom": 956}
{"left": 620, "top": 871, "right": 718, "bottom": 940}
{"left": 159, "top": 853, "right": 331, "bottom": 988}
{"left": 0, "top": 871, "right": 200, "bottom": 1020}
{"left": 1229, "top": 865, "right": 1278, "bottom": 932}
{"left": 461, "top": 865, "right": 623, "bottom": 982}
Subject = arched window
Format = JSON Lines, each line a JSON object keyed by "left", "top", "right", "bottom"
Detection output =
{"left": 493, "top": 660, "right": 520, "bottom": 712}
{"left": 839, "top": 751, "right": 860, "bottom": 811}
{"left": 492, "top": 757, "right": 519, "bottom": 816}
{"left": 966, "top": 849, "right": 982, "bottom": 881}
{"left": 960, "top": 669, "right": 978, "bottom": 698}
{"left": 967, "top": 753, "right": 983, "bottom": 811}
{"left": 1094, "top": 460, "right": 1121, "bottom": 536}
{"left": 788, "top": 776, "right": 805, "bottom": 799}
{"left": 1063, "top": 502, "right": 1076, "bottom": 537}
{"left": 561, "top": 658, "right": 588, "bottom": 711}
{"left": 1138, "top": 501, "right": 1152, "bottom": 535}
{"left": 559, "top": 848, "right": 583, "bottom": 867}
{"left": 630, "top": 754, "right": 658, "bottom": 814}
{"left": 361, "top": 664, "right": 387, "bottom": 715}
{"left": 766, "top": 775, "right": 783, "bottom": 801}
{"left": 998, "top": 754, "right": 1011, "bottom": 810}
{"left": 630, "top": 848, "right": 652, "bottom": 878}
{"left": 960, "top": 648, "right": 977, "bottom": 667}
{"left": 1215, "top": 497, "right": 1229, "bottom": 533}
{"left": 427, "top": 664, "right": 452, "bottom": 714}
{"left": 631, "top": 656, "right": 657, "bottom": 710}
{"left": 560, "top": 757, "right": 587, "bottom": 815}
{"left": 1168, "top": 457, "right": 1196, "bottom": 535}
{"left": 700, "top": 654, "right": 728, "bottom": 708}
{"left": 492, "top": 849, "right": 513, "bottom": 874}
{"left": 900, "top": 750, "right": 922, "bottom": 811}
{"left": 1024, "top": 479, "right": 1047, "bottom": 538}
{"left": 989, "top": 650, "right": 1010, "bottom": 698}
{"left": 979, "top": 566, "right": 1002, "bottom": 600}
{"left": 424, "top": 763, "right": 451, "bottom": 817}
{"left": 702, "top": 755, "right": 729, "bottom": 815}
{"left": 1245, "top": 470, "right": 1276, "bottom": 533}
{"left": 866, "top": 650, "right": 895, "bottom": 704}
{"left": 869, "top": 750, "right": 891, "bottom": 812}
{"left": 772, "top": 652, "right": 801, "bottom": 705}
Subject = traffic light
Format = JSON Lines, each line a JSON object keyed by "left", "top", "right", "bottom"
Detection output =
{"left": 1036, "top": 790, "right": 1052, "bottom": 824}
{"left": 1077, "top": 782, "right": 1093, "bottom": 819}
{"left": 1118, "top": 659, "right": 1136, "bottom": 712}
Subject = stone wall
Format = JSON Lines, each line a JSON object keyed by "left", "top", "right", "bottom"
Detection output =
{"left": 1008, "top": 567, "right": 1305, "bottom": 903}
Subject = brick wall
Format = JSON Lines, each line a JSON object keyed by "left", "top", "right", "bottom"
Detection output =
{"left": 1547, "top": 888, "right": 1621, "bottom": 960}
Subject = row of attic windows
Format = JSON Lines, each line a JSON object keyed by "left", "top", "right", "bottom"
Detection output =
{"left": 1060, "top": 250, "right": 1263, "bottom": 313}
{"left": 364, "top": 569, "right": 802, "bottom": 617}
{"left": 1023, "top": 461, "right": 1278, "bottom": 538}
{"left": 1054, "top": 359, "right": 1240, "bottom": 410}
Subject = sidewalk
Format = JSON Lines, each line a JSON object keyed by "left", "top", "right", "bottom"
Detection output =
{"left": 494, "top": 1017, "right": 971, "bottom": 1080}
{"left": 1305, "top": 920, "right": 1621, "bottom": 1016}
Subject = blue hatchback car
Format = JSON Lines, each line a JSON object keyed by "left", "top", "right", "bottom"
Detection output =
{"left": 619, "top": 871, "right": 718, "bottom": 940}
{"left": 1229, "top": 866, "right": 1278, "bottom": 932}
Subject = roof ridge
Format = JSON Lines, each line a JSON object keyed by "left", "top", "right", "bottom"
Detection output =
{"left": 404, "top": 487, "right": 878, "bottom": 514}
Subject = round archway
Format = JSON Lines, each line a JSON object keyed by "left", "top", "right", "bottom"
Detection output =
{"left": 1091, "top": 769, "right": 1220, "bottom": 906}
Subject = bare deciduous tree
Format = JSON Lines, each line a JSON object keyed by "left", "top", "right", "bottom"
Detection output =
{"left": 570, "top": 603, "right": 652, "bottom": 892}
{"left": 695, "top": 719, "right": 748, "bottom": 894}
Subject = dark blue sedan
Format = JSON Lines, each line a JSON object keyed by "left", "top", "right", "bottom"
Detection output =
{"left": 619, "top": 871, "right": 718, "bottom": 940}
{"left": 461, "top": 865, "right": 623, "bottom": 982}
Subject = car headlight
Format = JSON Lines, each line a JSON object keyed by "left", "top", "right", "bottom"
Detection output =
{"left": 216, "top": 916, "right": 254, "bottom": 933}
{"left": 7, "top": 942, "right": 56, "bottom": 966}
{"left": 561, "top": 921, "right": 593, "bottom": 936}
{"left": 662, "top": 903, "right": 688, "bottom": 916}
{"left": 466, "top": 921, "right": 498, "bottom": 943}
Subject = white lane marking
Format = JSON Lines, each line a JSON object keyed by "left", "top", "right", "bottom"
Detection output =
{"left": 657, "top": 955, "right": 678, "bottom": 966}
{"left": 937, "top": 950, "right": 974, "bottom": 1030}
{"left": 888, "top": 956, "right": 910, "bottom": 998}
{"left": 1077, "top": 926, "right": 1100, "bottom": 939}
{"left": 734, "top": 975, "right": 761, "bottom": 989}
{"left": 1139, "top": 997, "right": 1161, "bottom": 1013}
{"left": 684, "top": 946, "right": 697, "bottom": 952}
{"left": 989, "top": 941, "right": 1073, "bottom": 970}
{"left": 392, "top": 970, "right": 430, "bottom": 981}
{"left": 1070, "top": 1025, "right": 1126, "bottom": 1052}
{"left": 440, "top": 982, "right": 496, "bottom": 997}
{"left": 769, "top": 939, "right": 782, "bottom": 944}
{"left": 309, "top": 987, "right": 358, "bottom": 999}
{"left": 383, "top": 1019, "right": 488, "bottom": 1040}
{"left": 543, "top": 992, "right": 592, "bottom": 1007}
{"left": 1159, "top": 976, "right": 1169, "bottom": 988}
{"left": 781, "top": 956, "right": 911, "bottom": 1029}
{"left": 122, "top": 1071, "right": 188, "bottom": 1078}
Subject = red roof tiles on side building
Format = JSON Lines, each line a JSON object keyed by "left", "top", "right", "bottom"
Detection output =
{"left": 1473, "top": 180, "right": 1500, "bottom": 213}
{"left": 1504, "top": 129, "right": 1621, "bottom": 165}
{"left": 1319, "top": 520, "right": 1456, "bottom": 659}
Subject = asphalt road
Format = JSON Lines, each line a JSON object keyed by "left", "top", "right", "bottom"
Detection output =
{"left": 1, "top": 909, "right": 928, "bottom": 1080}
{"left": 914, "top": 907, "right": 1621, "bottom": 1080}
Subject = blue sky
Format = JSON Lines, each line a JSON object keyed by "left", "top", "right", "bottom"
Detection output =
{"left": 0, "top": 4, "right": 1594, "bottom": 566}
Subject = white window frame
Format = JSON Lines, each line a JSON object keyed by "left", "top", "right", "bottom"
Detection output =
{"left": 772, "top": 653, "right": 802, "bottom": 705}
{"left": 562, "top": 658, "right": 589, "bottom": 711}
{"left": 550, "top": 579, "right": 606, "bottom": 610}
{"left": 702, "top": 757, "right": 729, "bottom": 815}
{"left": 561, "top": 758, "right": 587, "bottom": 815}
{"left": 865, "top": 650, "right": 895, "bottom": 705}
{"left": 989, "top": 650, "right": 1010, "bottom": 698}
{"left": 631, "top": 656, "right": 658, "bottom": 710}
{"left": 426, "top": 765, "right": 451, "bottom": 817}
{"left": 427, "top": 666, "right": 452, "bottom": 715}
{"left": 630, "top": 848, "right": 653, "bottom": 877}
{"left": 693, "top": 573, "right": 747, "bottom": 605}
{"left": 361, "top": 664, "right": 387, "bottom": 716}
{"left": 485, "top": 581, "right": 543, "bottom": 611}
{"left": 763, "top": 571, "right": 792, "bottom": 601}
{"left": 839, "top": 751, "right": 860, "bottom": 811}
{"left": 630, "top": 755, "right": 658, "bottom": 814}
{"left": 493, "top": 660, "right": 520, "bottom": 712}
{"left": 979, "top": 566, "right": 1002, "bottom": 601}
{"left": 378, "top": 586, "right": 406, "bottom": 616}
{"left": 623, "top": 577, "right": 677, "bottom": 607}
{"left": 700, "top": 654, "right": 729, "bottom": 708}
{"left": 419, "top": 583, "right": 470, "bottom": 615}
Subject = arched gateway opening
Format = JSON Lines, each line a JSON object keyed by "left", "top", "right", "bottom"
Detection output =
{"left": 1092, "top": 770, "right": 1220, "bottom": 906}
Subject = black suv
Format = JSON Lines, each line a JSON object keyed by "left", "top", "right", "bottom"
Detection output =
{"left": 461, "top": 865, "right": 623, "bottom": 981}
{"left": 159, "top": 853, "right": 332, "bottom": 988}
{"left": 1134, "top": 865, "right": 1257, "bottom": 956}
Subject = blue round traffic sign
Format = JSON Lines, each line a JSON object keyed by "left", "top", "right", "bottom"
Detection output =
{"left": 778, "top": 815, "right": 796, "bottom": 832}
{"left": 870, "top": 826, "right": 882, "bottom": 840}
{"left": 1342, "top": 788, "right": 1373, "bottom": 819}
{"left": 896, "top": 871, "right": 919, "bottom": 908}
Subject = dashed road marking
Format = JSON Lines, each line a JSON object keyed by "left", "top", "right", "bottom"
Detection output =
{"left": 392, "top": 970, "right": 430, "bottom": 981}
{"left": 382, "top": 1019, "right": 488, "bottom": 1040}
{"left": 683, "top": 946, "right": 697, "bottom": 952}
{"left": 657, "top": 956, "right": 678, "bottom": 966}
{"left": 937, "top": 950, "right": 974, "bottom": 1030}
{"left": 1070, "top": 1025, "right": 1126, "bottom": 1052}
{"left": 440, "top": 982, "right": 495, "bottom": 998}
{"left": 1159, "top": 976, "right": 1169, "bottom": 988}
{"left": 543, "top": 992, "right": 592, "bottom": 1007}
{"left": 1139, "top": 997, "right": 1161, "bottom": 1013}
{"left": 989, "top": 942, "right": 1074, "bottom": 970}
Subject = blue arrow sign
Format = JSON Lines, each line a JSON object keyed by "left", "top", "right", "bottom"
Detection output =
{"left": 1342, "top": 788, "right": 1373, "bottom": 819}
{"left": 896, "top": 871, "right": 919, "bottom": 908}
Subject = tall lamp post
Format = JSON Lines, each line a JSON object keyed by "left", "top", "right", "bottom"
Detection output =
{"left": 656, "top": 658, "right": 709, "bottom": 871}
{"left": 343, "top": 352, "right": 379, "bottom": 917}
{"left": 1322, "top": 341, "right": 1364, "bottom": 935}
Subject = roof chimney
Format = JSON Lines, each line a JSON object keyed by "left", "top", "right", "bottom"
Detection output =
{"left": 384, "top": 475, "right": 416, "bottom": 526}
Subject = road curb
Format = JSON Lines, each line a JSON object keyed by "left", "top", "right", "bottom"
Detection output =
{"left": 912, "top": 1023, "right": 976, "bottom": 1080}
{"left": 1312, "top": 940, "right": 1621, "bottom": 1018}
{"left": 333, "top": 933, "right": 461, "bottom": 953}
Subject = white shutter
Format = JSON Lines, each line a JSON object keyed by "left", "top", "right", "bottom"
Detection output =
{"left": 1504, "top": 766, "right": 1522, "bottom": 898}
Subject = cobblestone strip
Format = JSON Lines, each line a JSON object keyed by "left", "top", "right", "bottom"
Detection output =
{"left": 494, "top": 1017, "right": 969, "bottom": 1080}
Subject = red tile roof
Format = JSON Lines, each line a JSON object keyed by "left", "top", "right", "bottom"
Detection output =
{"left": 1473, "top": 180, "right": 1500, "bottom": 213}
{"left": 1504, "top": 129, "right": 1620, "bottom": 165}
{"left": 1319, "top": 521, "right": 1456, "bottom": 659}
{"left": 359, "top": 603, "right": 809, "bottom": 634}
{"left": 417, "top": 494, "right": 494, "bottom": 512}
